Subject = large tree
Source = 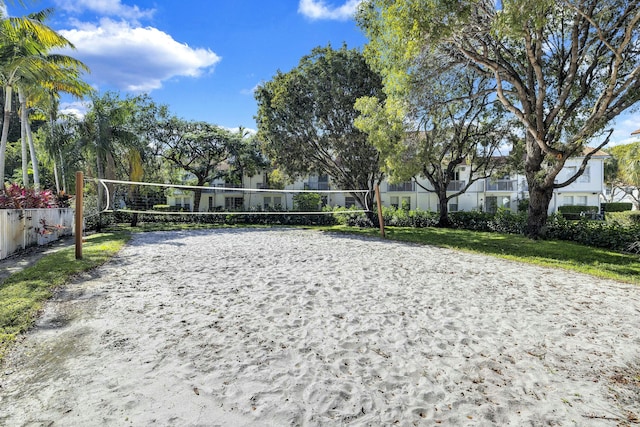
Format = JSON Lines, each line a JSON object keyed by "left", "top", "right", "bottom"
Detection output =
{"left": 155, "top": 118, "right": 233, "bottom": 212}
{"left": 255, "top": 44, "right": 386, "bottom": 211}
{"left": 358, "top": 0, "right": 640, "bottom": 237}
{"left": 224, "top": 127, "right": 269, "bottom": 187}
{"left": 356, "top": 51, "right": 511, "bottom": 226}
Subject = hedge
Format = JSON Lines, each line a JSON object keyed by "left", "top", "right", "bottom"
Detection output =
{"left": 557, "top": 205, "right": 599, "bottom": 213}
{"left": 601, "top": 202, "right": 633, "bottom": 212}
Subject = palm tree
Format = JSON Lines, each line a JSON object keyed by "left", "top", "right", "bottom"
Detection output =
{"left": 0, "top": 8, "right": 85, "bottom": 186}
{"left": 26, "top": 62, "right": 92, "bottom": 191}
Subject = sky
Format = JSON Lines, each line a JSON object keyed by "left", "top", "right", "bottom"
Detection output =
{"left": 9, "top": 0, "right": 367, "bottom": 130}
{"left": 6, "top": 0, "right": 640, "bottom": 146}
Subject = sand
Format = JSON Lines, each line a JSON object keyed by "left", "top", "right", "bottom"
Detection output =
{"left": 0, "top": 228, "right": 639, "bottom": 426}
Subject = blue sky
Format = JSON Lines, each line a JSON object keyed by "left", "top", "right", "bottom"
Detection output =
{"left": 9, "top": 0, "right": 366, "bottom": 130}
{"left": 6, "top": 0, "right": 640, "bottom": 146}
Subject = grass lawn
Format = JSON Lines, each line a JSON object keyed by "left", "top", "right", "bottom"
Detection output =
{"left": 0, "top": 232, "right": 130, "bottom": 360}
{"left": 322, "top": 225, "right": 640, "bottom": 285}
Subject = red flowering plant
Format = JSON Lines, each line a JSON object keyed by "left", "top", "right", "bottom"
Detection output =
{"left": 0, "top": 184, "right": 58, "bottom": 209}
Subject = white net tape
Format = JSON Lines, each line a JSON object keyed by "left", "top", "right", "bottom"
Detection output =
{"left": 91, "top": 178, "right": 372, "bottom": 216}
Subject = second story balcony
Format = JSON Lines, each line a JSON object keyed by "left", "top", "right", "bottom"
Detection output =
{"left": 388, "top": 181, "right": 415, "bottom": 192}
{"left": 447, "top": 180, "right": 466, "bottom": 192}
{"left": 304, "top": 182, "right": 330, "bottom": 190}
{"left": 211, "top": 183, "right": 244, "bottom": 192}
{"left": 486, "top": 179, "right": 517, "bottom": 192}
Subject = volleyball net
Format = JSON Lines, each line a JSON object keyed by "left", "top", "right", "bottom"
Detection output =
{"left": 82, "top": 178, "right": 374, "bottom": 227}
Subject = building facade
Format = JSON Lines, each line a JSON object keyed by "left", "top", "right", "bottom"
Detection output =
{"left": 166, "top": 149, "right": 609, "bottom": 215}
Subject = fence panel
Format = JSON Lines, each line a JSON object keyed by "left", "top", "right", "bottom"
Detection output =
{"left": 0, "top": 208, "right": 75, "bottom": 260}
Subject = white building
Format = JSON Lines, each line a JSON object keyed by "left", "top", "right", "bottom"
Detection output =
{"left": 166, "top": 148, "right": 610, "bottom": 215}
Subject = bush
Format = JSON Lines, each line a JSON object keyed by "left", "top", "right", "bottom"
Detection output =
{"left": 293, "top": 193, "right": 322, "bottom": 211}
{"left": 557, "top": 205, "right": 599, "bottom": 214}
{"left": 605, "top": 211, "right": 640, "bottom": 227}
{"left": 0, "top": 184, "right": 58, "bottom": 209}
{"left": 330, "top": 206, "right": 373, "bottom": 227}
{"left": 544, "top": 214, "right": 640, "bottom": 252}
{"left": 601, "top": 202, "right": 633, "bottom": 212}
{"left": 380, "top": 206, "right": 438, "bottom": 228}
{"left": 449, "top": 210, "right": 493, "bottom": 231}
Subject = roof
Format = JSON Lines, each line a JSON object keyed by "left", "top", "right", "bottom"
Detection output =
{"left": 581, "top": 147, "right": 609, "bottom": 157}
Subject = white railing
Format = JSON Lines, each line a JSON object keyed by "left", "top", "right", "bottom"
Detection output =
{"left": 0, "top": 208, "right": 75, "bottom": 260}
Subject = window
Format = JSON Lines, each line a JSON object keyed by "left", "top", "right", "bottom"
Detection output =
{"left": 576, "top": 196, "right": 587, "bottom": 206}
{"left": 562, "top": 196, "right": 574, "bottom": 205}
{"left": 401, "top": 196, "right": 411, "bottom": 210}
{"left": 485, "top": 196, "right": 497, "bottom": 214}
{"left": 565, "top": 166, "right": 577, "bottom": 179}
{"left": 264, "top": 196, "right": 281, "bottom": 208}
{"left": 390, "top": 196, "right": 399, "bottom": 208}
{"left": 345, "top": 197, "right": 356, "bottom": 208}
{"left": 208, "top": 197, "right": 213, "bottom": 211}
{"left": 449, "top": 196, "right": 459, "bottom": 212}
{"left": 578, "top": 166, "right": 591, "bottom": 183}
{"left": 225, "top": 197, "right": 243, "bottom": 210}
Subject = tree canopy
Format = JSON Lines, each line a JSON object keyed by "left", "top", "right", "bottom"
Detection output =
{"left": 255, "top": 44, "right": 386, "bottom": 210}
{"left": 355, "top": 46, "right": 513, "bottom": 226}
{"left": 358, "top": 0, "right": 640, "bottom": 237}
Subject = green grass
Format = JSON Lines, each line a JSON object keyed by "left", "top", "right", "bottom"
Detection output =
{"left": 0, "top": 232, "right": 130, "bottom": 360}
{"left": 321, "top": 225, "right": 640, "bottom": 285}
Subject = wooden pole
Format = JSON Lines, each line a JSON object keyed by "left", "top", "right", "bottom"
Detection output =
{"left": 75, "top": 171, "right": 83, "bottom": 260}
{"left": 375, "top": 184, "right": 385, "bottom": 238}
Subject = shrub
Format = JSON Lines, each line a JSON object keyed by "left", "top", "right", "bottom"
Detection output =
{"left": 293, "top": 192, "right": 322, "bottom": 211}
{"left": 449, "top": 210, "right": 492, "bottom": 231}
{"left": 557, "top": 205, "right": 599, "bottom": 213}
{"left": 601, "top": 202, "right": 633, "bottom": 212}
{"left": 605, "top": 211, "right": 640, "bottom": 227}
{"left": 0, "top": 184, "right": 58, "bottom": 209}
{"left": 544, "top": 214, "right": 640, "bottom": 252}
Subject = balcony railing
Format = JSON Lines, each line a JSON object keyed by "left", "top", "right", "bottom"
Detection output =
{"left": 447, "top": 180, "right": 466, "bottom": 191}
{"left": 211, "top": 183, "right": 244, "bottom": 192}
{"left": 304, "top": 182, "right": 330, "bottom": 190}
{"left": 486, "top": 180, "right": 516, "bottom": 192}
{"left": 388, "top": 182, "right": 415, "bottom": 192}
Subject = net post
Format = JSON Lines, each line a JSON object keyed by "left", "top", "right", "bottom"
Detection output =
{"left": 375, "top": 184, "right": 385, "bottom": 238}
{"left": 75, "top": 171, "right": 83, "bottom": 260}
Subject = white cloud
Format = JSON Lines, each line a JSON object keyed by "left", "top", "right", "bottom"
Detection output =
{"left": 59, "top": 101, "right": 90, "bottom": 119}
{"left": 54, "top": 0, "right": 155, "bottom": 23}
{"left": 59, "top": 19, "right": 221, "bottom": 92}
{"left": 240, "top": 84, "right": 260, "bottom": 96}
{"left": 298, "top": 0, "right": 362, "bottom": 21}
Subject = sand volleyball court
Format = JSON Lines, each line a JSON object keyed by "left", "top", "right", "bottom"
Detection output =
{"left": 0, "top": 228, "right": 639, "bottom": 425}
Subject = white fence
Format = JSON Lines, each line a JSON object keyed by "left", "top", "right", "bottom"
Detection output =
{"left": 0, "top": 209, "right": 75, "bottom": 260}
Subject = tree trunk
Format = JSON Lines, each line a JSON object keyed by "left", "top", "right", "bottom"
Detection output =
{"left": 19, "top": 89, "right": 39, "bottom": 190}
{"left": 0, "top": 86, "right": 13, "bottom": 185}
{"left": 525, "top": 182, "right": 554, "bottom": 239}
{"left": 53, "top": 160, "right": 60, "bottom": 194}
{"left": 59, "top": 149, "right": 67, "bottom": 193}
{"left": 436, "top": 191, "right": 451, "bottom": 227}
{"left": 25, "top": 113, "right": 39, "bottom": 190}
{"left": 21, "top": 114, "right": 28, "bottom": 186}
{"left": 193, "top": 188, "right": 203, "bottom": 212}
